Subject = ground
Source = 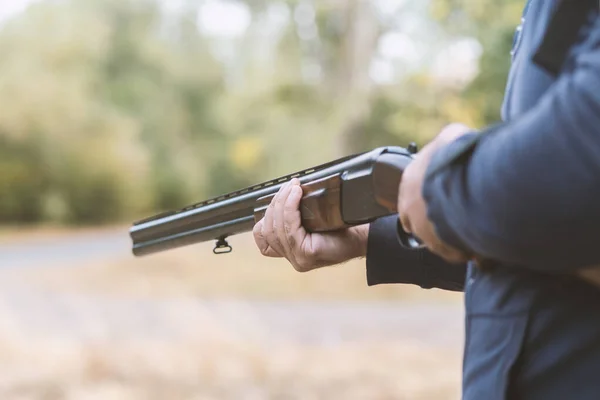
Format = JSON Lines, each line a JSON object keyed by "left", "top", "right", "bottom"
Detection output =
{"left": 0, "top": 227, "right": 464, "bottom": 400}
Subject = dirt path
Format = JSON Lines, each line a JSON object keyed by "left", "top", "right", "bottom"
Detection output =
{"left": 0, "top": 229, "right": 464, "bottom": 348}
{"left": 0, "top": 282, "right": 463, "bottom": 346}
{"left": 0, "top": 229, "right": 464, "bottom": 399}
{"left": 0, "top": 228, "right": 129, "bottom": 268}
{"left": 0, "top": 285, "right": 463, "bottom": 399}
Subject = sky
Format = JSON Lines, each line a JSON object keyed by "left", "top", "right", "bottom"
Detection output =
{"left": 0, "top": 0, "right": 34, "bottom": 21}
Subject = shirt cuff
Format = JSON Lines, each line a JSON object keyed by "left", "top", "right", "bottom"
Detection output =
{"left": 366, "top": 216, "right": 467, "bottom": 291}
{"left": 366, "top": 215, "right": 432, "bottom": 288}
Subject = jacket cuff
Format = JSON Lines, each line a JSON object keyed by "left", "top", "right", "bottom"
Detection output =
{"left": 422, "top": 133, "right": 480, "bottom": 253}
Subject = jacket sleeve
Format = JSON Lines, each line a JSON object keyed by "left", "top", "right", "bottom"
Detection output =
{"left": 366, "top": 215, "right": 466, "bottom": 291}
{"left": 422, "top": 25, "right": 600, "bottom": 273}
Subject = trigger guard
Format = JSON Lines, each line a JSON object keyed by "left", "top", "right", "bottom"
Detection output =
{"left": 396, "top": 219, "right": 425, "bottom": 249}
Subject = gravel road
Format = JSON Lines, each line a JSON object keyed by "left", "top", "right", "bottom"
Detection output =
{"left": 0, "top": 229, "right": 129, "bottom": 268}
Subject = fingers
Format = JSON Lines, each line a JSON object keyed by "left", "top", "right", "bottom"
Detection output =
{"left": 256, "top": 179, "right": 303, "bottom": 259}
{"left": 398, "top": 167, "right": 413, "bottom": 235}
{"left": 254, "top": 178, "right": 312, "bottom": 270}
{"left": 253, "top": 218, "right": 282, "bottom": 257}
{"left": 262, "top": 182, "right": 286, "bottom": 255}
{"left": 276, "top": 178, "right": 305, "bottom": 250}
{"left": 255, "top": 182, "right": 288, "bottom": 257}
{"left": 416, "top": 221, "right": 470, "bottom": 264}
{"left": 401, "top": 204, "right": 469, "bottom": 264}
{"left": 399, "top": 207, "right": 412, "bottom": 234}
{"left": 398, "top": 163, "right": 469, "bottom": 264}
{"left": 438, "top": 123, "right": 472, "bottom": 142}
{"left": 284, "top": 180, "right": 306, "bottom": 249}
{"left": 274, "top": 180, "right": 295, "bottom": 252}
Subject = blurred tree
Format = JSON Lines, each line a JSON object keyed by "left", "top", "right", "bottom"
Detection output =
{"left": 0, "top": 0, "right": 526, "bottom": 225}
{"left": 0, "top": 136, "right": 47, "bottom": 222}
{"left": 430, "top": 0, "right": 524, "bottom": 123}
{"left": 0, "top": 0, "right": 225, "bottom": 223}
{"left": 353, "top": 0, "right": 523, "bottom": 153}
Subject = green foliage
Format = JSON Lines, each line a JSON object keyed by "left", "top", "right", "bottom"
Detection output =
{"left": 0, "top": 137, "right": 46, "bottom": 222}
{"left": 0, "top": 0, "right": 522, "bottom": 224}
{"left": 430, "top": 0, "right": 523, "bottom": 123}
{"left": 0, "top": 0, "right": 220, "bottom": 223}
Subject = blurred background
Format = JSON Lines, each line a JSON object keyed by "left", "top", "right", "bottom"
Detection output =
{"left": 0, "top": 0, "right": 522, "bottom": 398}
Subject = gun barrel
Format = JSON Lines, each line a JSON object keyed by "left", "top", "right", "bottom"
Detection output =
{"left": 130, "top": 152, "right": 362, "bottom": 256}
{"left": 129, "top": 146, "right": 412, "bottom": 256}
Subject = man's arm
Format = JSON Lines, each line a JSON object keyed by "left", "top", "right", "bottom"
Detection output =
{"left": 252, "top": 178, "right": 467, "bottom": 291}
{"left": 421, "top": 24, "right": 600, "bottom": 273}
{"left": 366, "top": 215, "right": 466, "bottom": 291}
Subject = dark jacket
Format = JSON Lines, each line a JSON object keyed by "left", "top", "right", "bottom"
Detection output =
{"left": 366, "top": 1, "right": 600, "bottom": 399}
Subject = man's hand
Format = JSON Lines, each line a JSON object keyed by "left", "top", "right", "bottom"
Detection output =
{"left": 253, "top": 178, "right": 369, "bottom": 272}
{"left": 398, "top": 123, "right": 473, "bottom": 264}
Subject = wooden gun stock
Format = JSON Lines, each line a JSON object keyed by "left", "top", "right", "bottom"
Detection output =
{"left": 578, "top": 266, "right": 600, "bottom": 288}
{"left": 254, "top": 174, "right": 348, "bottom": 232}
{"left": 253, "top": 151, "right": 412, "bottom": 233}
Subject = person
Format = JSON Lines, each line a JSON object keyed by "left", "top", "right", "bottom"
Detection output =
{"left": 253, "top": 0, "right": 600, "bottom": 399}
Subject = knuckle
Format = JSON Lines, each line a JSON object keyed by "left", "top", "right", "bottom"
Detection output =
{"left": 269, "top": 231, "right": 282, "bottom": 248}
{"left": 253, "top": 234, "right": 263, "bottom": 249}
{"left": 262, "top": 224, "right": 273, "bottom": 240}
{"left": 259, "top": 244, "right": 270, "bottom": 256}
{"left": 303, "top": 246, "right": 318, "bottom": 261}
{"left": 442, "top": 123, "right": 463, "bottom": 133}
{"left": 440, "top": 123, "right": 469, "bottom": 141}
{"left": 265, "top": 231, "right": 277, "bottom": 245}
{"left": 261, "top": 219, "right": 270, "bottom": 233}
{"left": 293, "top": 260, "right": 310, "bottom": 273}
{"left": 275, "top": 186, "right": 288, "bottom": 204}
{"left": 253, "top": 220, "right": 263, "bottom": 234}
{"left": 444, "top": 122, "right": 461, "bottom": 130}
{"left": 286, "top": 231, "right": 296, "bottom": 248}
{"left": 283, "top": 220, "right": 294, "bottom": 236}
{"left": 399, "top": 215, "right": 411, "bottom": 233}
{"left": 283, "top": 201, "right": 297, "bottom": 213}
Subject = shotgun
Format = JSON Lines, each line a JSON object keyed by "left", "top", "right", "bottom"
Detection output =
{"left": 129, "top": 145, "right": 419, "bottom": 257}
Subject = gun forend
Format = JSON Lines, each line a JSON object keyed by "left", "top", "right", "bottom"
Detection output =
{"left": 129, "top": 145, "right": 416, "bottom": 257}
